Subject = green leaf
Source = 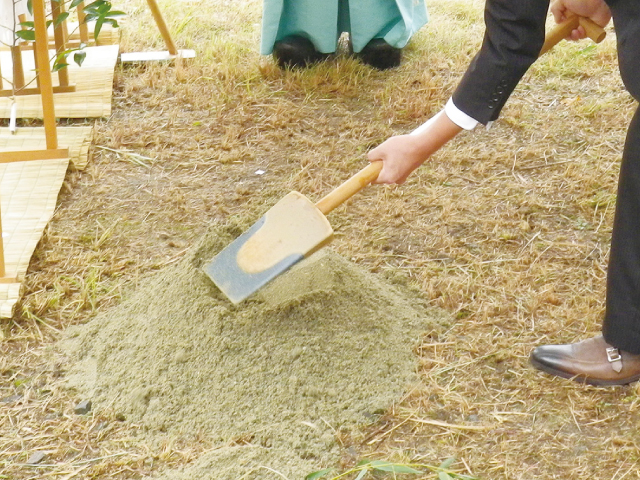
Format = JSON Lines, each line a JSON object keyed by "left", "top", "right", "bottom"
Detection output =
{"left": 395, "top": 465, "right": 422, "bottom": 473}
{"left": 19, "top": 21, "right": 34, "bottom": 28}
{"left": 438, "top": 472, "right": 453, "bottom": 480}
{"left": 27, "top": 0, "right": 33, "bottom": 15}
{"left": 354, "top": 469, "right": 368, "bottom": 480}
{"left": 73, "top": 50, "right": 87, "bottom": 67}
{"left": 70, "top": 0, "right": 84, "bottom": 8}
{"left": 356, "top": 459, "right": 372, "bottom": 466}
{"left": 85, "top": 0, "right": 108, "bottom": 9}
{"left": 578, "top": 44, "right": 597, "bottom": 55}
{"left": 52, "top": 61, "right": 69, "bottom": 72}
{"left": 305, "top": 469, "right": 333, "bottom": 480}
{"left": 54, "top": 12, "right": 70, "bottom": 26}
{"left": 93, "top": 18, "right": 104, "bottom": 39}
{"left": 369, "top": 461, "right": 421, "bottom": 474}
{"left": 15, "top": 30, "right": 36, "bottom": 41}
{"left": 439, "top": 458, "right": 456, "bottom": 470}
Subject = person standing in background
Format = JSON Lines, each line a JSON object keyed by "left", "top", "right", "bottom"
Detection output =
{"left": 260, "top": 0, "right": 428, "bottom": 70}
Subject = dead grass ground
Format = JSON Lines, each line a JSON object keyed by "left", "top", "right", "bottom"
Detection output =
{"left": 2, "top": 0, "right": 640, "bottom": 478}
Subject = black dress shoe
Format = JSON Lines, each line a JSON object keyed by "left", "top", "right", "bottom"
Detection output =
{"left": 358, "top": 38, "right": 402, "bottom": 70}
{"left": 530, "top": 335, "right": 640, "bottom": 386}
{"left": 272, "top": 35, "right": 328, "bottom": 69}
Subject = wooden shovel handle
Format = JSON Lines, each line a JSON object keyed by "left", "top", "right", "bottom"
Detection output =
{"left": 315, "top": 162, "right": 383, "bottom": 215}
{"left": 540, "top": 16, "right": 606, "bottom": 56}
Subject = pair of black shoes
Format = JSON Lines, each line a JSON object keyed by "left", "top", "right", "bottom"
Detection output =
{"left": 272, "top": 35, "right": 402, "bottom": 70}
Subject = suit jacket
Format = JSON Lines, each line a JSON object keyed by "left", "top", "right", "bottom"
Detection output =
{"left": 452, "top": 0, "right": 550, "bottom": 124}
{"left": 605, "top": 0, "right": 640, "bottom": 101}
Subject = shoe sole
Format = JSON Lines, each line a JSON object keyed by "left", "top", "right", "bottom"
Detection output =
{"left": 529, "top": 356, "right": 640, "bottom": 387}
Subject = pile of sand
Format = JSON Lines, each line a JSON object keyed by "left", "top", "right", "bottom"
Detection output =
{"left": 59, "top": 222, "right": 441, "bottom": 479}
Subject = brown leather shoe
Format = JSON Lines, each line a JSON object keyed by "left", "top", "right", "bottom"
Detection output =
{"left": 530, "top": 335, "right": 640, "bottom": 386}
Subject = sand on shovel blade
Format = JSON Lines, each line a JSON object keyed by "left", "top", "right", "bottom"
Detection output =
{"left": 58, "top": 223, "right": 444, "bottom": 479}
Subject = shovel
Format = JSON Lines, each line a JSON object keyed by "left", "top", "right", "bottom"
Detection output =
{"left": 204, "top": 162, "right": 382, "bottom": 303}
{"left": 204, "top": 16, "right": 605, "bottom": 304}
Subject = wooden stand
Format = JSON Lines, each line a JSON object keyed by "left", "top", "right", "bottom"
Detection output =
{"left": 0, "top": 0, "right": 70, "bottom": 283}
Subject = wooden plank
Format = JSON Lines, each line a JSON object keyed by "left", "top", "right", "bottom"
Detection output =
{"left": 0, "top": 85, "right": 77, "bottom": 97}
{"left": 0, "top": 148, "right": 69, "bottom": 163}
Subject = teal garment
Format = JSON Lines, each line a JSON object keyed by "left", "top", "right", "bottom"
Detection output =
{"left": 260, "top": 0, "right": 428, "bottom": 55}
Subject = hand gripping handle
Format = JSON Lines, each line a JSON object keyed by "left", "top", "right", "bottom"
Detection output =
{"left": 540, "top": 16, "right": 606, "bottom": 56}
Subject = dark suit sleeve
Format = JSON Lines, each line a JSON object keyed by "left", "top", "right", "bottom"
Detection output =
{"left": 451, "top": 0, "right": 550, "bottom": 124}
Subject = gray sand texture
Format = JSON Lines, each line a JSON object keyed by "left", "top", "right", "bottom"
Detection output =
{"left": 59, "top": 223, "right": 443, "bottom": 479}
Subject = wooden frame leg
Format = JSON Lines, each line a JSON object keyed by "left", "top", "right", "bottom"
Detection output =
{"left": 10, "top": 46, "right": 26, "bottom": 91}
{"left": 33, "top": 0, "right": 58, "bottom": 150}
{"left": 77, "top": 2, "right": 89, "bottom": 44}
{"left": 51, "top": 0, "right": 70, "bottom": 88}
{"left": 145, "top": 0, "right": 178, "bottom": 55}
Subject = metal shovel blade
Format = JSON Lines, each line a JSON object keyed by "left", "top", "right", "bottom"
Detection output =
{"left": 204, "top": 192, "right": 333, "bottom": 303}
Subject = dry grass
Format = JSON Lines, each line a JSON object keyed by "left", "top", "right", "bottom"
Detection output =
{"left": 2, "top": 0, "right": 639, "bottom": 478}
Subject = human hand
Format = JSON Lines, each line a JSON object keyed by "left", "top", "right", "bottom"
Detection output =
{"left": 367, "top": 112, "right": 463, "bottom": 184}
{"left": 551, "top": 0, "right": 611, "bottom": 40}
{"left": 367, "top": 134, "right": 428, "bottom": 184}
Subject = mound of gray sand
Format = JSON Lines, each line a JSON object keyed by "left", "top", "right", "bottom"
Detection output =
{"left": 59, "top": 223, "right": 441, "bottom": 479}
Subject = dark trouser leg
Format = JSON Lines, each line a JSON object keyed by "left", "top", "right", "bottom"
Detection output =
{"left": 603, "top": 108, "right": 640, "bottom": 354}
{"left": 528, "top": 1, "right": 640, "bottom": 383}
{"left": 601, "top": 0, "right": 640, "bottom": 353}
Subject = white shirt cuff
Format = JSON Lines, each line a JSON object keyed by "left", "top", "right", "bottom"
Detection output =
{"left": 444, "top": 98, "right": 479, "bottom": 131}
